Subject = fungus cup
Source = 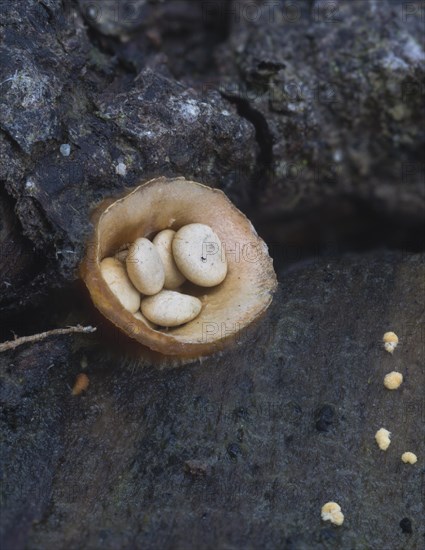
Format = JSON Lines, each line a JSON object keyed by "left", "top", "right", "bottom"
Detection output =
{"left": 80, "top": 177, "right": 277, "bottom": 362}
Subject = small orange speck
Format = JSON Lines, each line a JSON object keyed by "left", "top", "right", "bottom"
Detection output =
{"left": 72, "top": 373, "right": 90, "bottom": 395}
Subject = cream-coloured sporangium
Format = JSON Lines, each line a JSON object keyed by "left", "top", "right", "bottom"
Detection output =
{"left": 383, "top": 331, "right": 399, "bottom": 354}
{"left": 375, "top": 428, "right": 391, "bottom": 450}
{"left": 141, "top": 290, "right": 202, "bottom": 327}
{"left": 321, "top": 502, "right": 344, "bottom": 526}
{"left": 100, "top": 257, "right": 140, "bottom": 313}
{"left": 126, "top": 238, "right": 165, "bottom": 295}
{"left": 172, "top": 223, "right": 228, "bottom": 287}
{"left": 401, "top": 452, "right": 417, "bottom": 464}
{"left": 153, "top": 229, "right": 186, "bottom": 289}
{"left": 383, "top": 371, "right": 403, "bottom": 389}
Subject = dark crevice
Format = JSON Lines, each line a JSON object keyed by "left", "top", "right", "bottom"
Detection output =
{"left": 0, "top": 281, "right": 77, "bottom": 343}
{"left": 226, "top": 96, "right": 273, "bottom": 168}
{"left": 0, "top": 127, "right": 28, "bottom": 160}
{"left": 221, "top": 92, "right": 274, "bottom": 210}
{"left": 200, "top": 0, "right": 232, "bottom": 43}
{"left": 255, "top": 197, "right": 425, "bottom": 275}
{"left": 219, "top": 88, "right": 424, "bottom": 273}
{"left": 79, "top": 1, "right": 233, "bottom": 80}
{"left": 38, "top": 1, "right": 54, "bottom": 24}
{"left": 85, "top": 27, "right": 138, "bottom": 76}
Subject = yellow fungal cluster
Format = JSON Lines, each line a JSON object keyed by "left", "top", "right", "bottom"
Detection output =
{"left": 383, "top": 331, "right": 398, "bottom": 354}
{"left": 375, "top": 428, "right": 391, "bottom": 451}
{"left": 375, "top": 330, "right": 419, "bottom": 465}
{"left": 321, "top": 502, "right": 344, "bottom": 526}
{"left": 383, "top": 371, "right": 403, "bottom": 390}
{"left": 401, "top": 452, "right": 418, "bottom": 465}
{"left": 320, "top": 328, "right": 419, "bottom": 528}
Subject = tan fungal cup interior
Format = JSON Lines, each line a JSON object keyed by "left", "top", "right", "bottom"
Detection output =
{"left": 81, "top": 177, "right": 277, "bottom": 358}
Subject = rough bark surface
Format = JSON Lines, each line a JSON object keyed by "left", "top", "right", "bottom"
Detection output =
{"left": 217, "top": 0, "right": 425, "bottom": 219}
{"left": 1, "top": 1, "right": 424, "bottom": 549}
{"left": 1, "top": 252, "right": 424, "bottom": 549}
{"left": 0, "top": 0, "right": 258, "bottom": 285}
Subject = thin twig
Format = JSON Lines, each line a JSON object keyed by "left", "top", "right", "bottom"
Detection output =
{"left": 0, "top": 325, "right": 97, "bottom": 353}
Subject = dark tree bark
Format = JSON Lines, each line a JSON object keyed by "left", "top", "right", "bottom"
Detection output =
{"left": 1, "top": 1, "right": 424, "bottom": 549}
